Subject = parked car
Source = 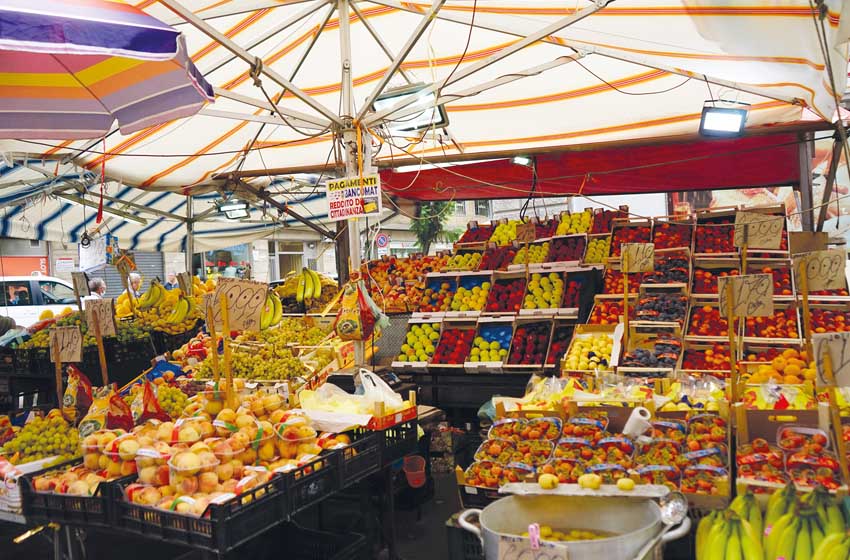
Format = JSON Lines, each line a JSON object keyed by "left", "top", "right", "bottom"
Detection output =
{"left": 0, "top": 276, "right": 78, "bottom": 329}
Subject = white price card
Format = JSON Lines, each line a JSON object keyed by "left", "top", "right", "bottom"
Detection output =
{"left": 49, "top": 326, "right": 82, "bottom": 363}
{"left": 793, "top": 249, "right": 846, "bottom": 292}
{"left": 498, "top": 536, "right": 568, "bottom": 560}
{"left": 622, "top": 242, "right": 654, "bottom": 273}
{"left": 734, "top": 211, "right": 784, "bottom": 249}
{"left": 208, "top": 278, "right": 269, "bottom": 332}
{"left": 813, "top": 331, "right": 850, "bottom": 387}
{"left": 85, "top": 298, "right": 116, "bottom": 337}
{"left": 717, "top": 273, "right": 773, "bottom": 317}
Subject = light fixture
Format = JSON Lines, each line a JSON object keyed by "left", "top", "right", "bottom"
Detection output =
{"left": 511, "top": 155, "right": 533, "bottom": 167}
{"left": 699, "top": 100, "right": 749, "bottom": 137}
{"left": 217, "top": 199, "right": 249, "bottom": 220}
{"left": 392, "top": 158, "right": 498, "bottom": 174}
{"left": 372, "top": 83, "right": 449, "bottom": 133}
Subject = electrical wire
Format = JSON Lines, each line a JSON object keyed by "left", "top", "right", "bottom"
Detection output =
{"left": 574, "top": 59, "right": 692, "bottom": 96}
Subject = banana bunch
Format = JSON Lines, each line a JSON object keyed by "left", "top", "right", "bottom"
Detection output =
{"left": 166, "top": 294, "right": 195, "bottom": 324}
{"left": 765, "top": 486, "right": 845, "bottom": 560}
{"left": 814, "top": 534, "right": 850, "bottom": 560}
{"left": 697, "top": 510, "right": 763, "bottom": 560}
{"left": 136, "top": 283, "right": 165, "bottom": 310}
{"left": 730, "top": 490, "right": 764, "bottom": 543}
{"left": 259, "top": 293, "right": 283, "bottom": 330}
{"left": 295, "top": 267, "right": 322, "bottom": 303}
{"left": 765, "top": 480, "right": 797, "bottom": 529}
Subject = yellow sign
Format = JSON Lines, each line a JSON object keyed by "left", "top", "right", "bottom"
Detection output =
{"left": 326, "top": 173, "right": 382, "bottom": 221}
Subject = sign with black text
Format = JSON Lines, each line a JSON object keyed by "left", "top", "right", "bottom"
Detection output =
{"left": 813, "top": 331, "right": 850, "bottom": 387}
{"left": 207, "top": 279, "right": 269, "bottom": 331}
{"left": 85, "top": 298, "right": 116, "bottom": 337}
{"left": 50, "top": 326, "right": 82, "bottom": 363}
{"left": 793, "top": 249, "right": 846, "bottom": 292}
{"left": 516, "top": 222, "right": 536, "bottom": 244}
{"left": 622, "top": 242, "right": 655, "bottom": 273}
{"left": 718, "top": 273, "right": 773, "bottom": 317}
{"left": 326, "top": 174, "right": 382, "bottom": 221}
{"left": 734, "top": 211, "right": 784, "bottom": 249}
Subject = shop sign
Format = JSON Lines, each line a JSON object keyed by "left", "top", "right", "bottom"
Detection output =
{"left": 326, "top": 173, "right": 382, "bottom": 221}
{"left": 55, "top": 257, "right": 75, "bottom": 273}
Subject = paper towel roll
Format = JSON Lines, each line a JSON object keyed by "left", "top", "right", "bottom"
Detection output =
{"left": 622, "top": 406, "right": 652, "bottom": 438}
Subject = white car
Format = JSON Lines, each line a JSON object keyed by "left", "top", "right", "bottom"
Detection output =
{"left": 0, "top": 276, "right": 78, "bottom": 329}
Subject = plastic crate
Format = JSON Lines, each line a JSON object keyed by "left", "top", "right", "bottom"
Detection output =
{"left": 338, "top": 429, "right": 381, "bottom": 488}
{"left": 280, "top": 524, "right": 369, "bottom": 560}
{"left": 20, "top": 458, "right": 129, "bottom": 527}
{"left": 379, "top": 420, "right": 419, "bottom": 466}
{"left": 113, "top": 472, "right": 287, "bottom": 553}
{"left": 288, "top": 453, "right": 339, "bottom": 516}
{"left": 151, "top": 319, "right": 202, "bottom": 355}
{"left": 446, "top": 514, "right": 484, "bottom": 560}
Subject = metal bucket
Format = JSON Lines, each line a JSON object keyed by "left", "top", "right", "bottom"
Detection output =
{"left": 458, "top": 494, "right": 690, "bottom": 560}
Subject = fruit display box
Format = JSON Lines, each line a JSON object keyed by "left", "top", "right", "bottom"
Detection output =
{"left": 20, "top": 458, "right": 133, "bottom": 528}
{"left": 745, "top": 258, "right": 795, "bottom": 299}
{"left": 807, "top": 300, "right": 850, "bottom": 335}
{"left": 555, "top": 209, "right": 594, "bottom": 236}
{"left": 464, "top": 317, "right": 514, "bottom": 373}
{"left": 414, "top": 272, "right": 457, "bottom": 317}
{"left": 444, "top": 272, "right": 493, "bottom": 318}
{"left": 652, "top": 215, "right": 695, "bottom": 251}
{"left": 509, "top": 239, "right": 552, "bottom": 268}
{"left": 337, "top": 429, "right": 381, "bottom": 488}
{"left": 600, "top": 263, "right": 642, "bottom": 296}
{"left": 590, "top": 207, "right": 629, "bottom": 235}
{"left": 582, "top": 233, "right": 611, "bottom": 265}
{"left": 455, "top": 220, "right": 494, "bottom": 250}
{"left": 112, "top": 468, "right": 288, "bottom": 553}
{"left": 609, "top": 218, "right": 653, "bottom": 258}
{"left": 443, "top": 249, "right": 484, "bottom": 273}
{"left": 685, "top": 299, "right": 739, "bottom": 342}
{"left": 680, "top": 341, "right": 733, "bottom": 379}
{"left": 561, "top": 324, "right": 622, "bottom": 375}
{"left": 544, "top": 321, "right": 576, "bottom": 370}
{"left": 587, "top": 294, "right": 636, "bottom": 326}
{"left": 519, "top": 268, "right": 598, "bottom": 320}
{"left": 502, "top": 318, "right": 554, "bottom": 371}
{"left": 478, "top": 242, "right": 518, "bottom": 271}
{"left": 543, "top": 234, "right": 587, "bottom": 265}
{"left": 639, "top": 248, "right": 693, "bottom": 295}
{"left": 691, "top": 257, "right": 741, "bottom": 298}
{"left": 429, "top": 318, "right": 477, "bottom": 369}
{"left": 517, "top": 270, "right": 568, "bottom": 318}
{"left": 631, "top": 292, "right": 690, "bottom": 328}
{"left": 741, "top": 300, "right": 801, "bottom": 344}
{"left": 391, "top": 319, "right": 443, "bottom": 372}
{"left": 694, "top": 207, "right": 737, "bottom": 257}
{"left": 794, "top": 263, "right": 850, "bottom": 302}
{"left": 482, "top": 271, "right": 527, "bottom": 316}
{"left": 616, "top": 326, "right": 683, "bottom": 380}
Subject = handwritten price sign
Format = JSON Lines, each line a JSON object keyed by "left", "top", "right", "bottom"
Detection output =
{"left": 622, "top": 242, "right": 655, "bottom": 273}
{"left": 498, "top": 536, "right": 567, "bottom": 560}
{"left": 84, "top": 298, "right": 116, "bottom": 337}
{"left": 718, "top": 273, "right": 774, "bottom": 317}
{"left": 71, "top": 272, "right": 89, "bottom": 301}
{"left": 49, "top": 326, "right": 82, "bottom": 363}
{"left": 793, "top": 249, "right": 846, "bottom": 292}
{"left": 734, "top": 211, "right": 784, "bottom": 249}
{"left": 516, "top": 222, "right": 536, "bottom": 244}
{"left": 208, "top": 279, "right": 269, "bottom": 332}
{"left": 177, "top": 272, "right": 193, "bottom": 295}
{"left": 813, "top": 331, "right": 850, "bottom": 388}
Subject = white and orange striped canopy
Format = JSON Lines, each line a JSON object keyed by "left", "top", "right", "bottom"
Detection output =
{"left": 0, "top": 0, "right": 849, "bottom": 249}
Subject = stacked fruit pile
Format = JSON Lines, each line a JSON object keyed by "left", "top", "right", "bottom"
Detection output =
{"left": 693, "top": 266, "right": 739, "bottom": 294}
{"left": 546, "top": 325, "right": 573, "bottom": 366}
{"left": 523, "top": 273, "right": 565, "bottom": 310}
{"left": 534, "top": 219, "right": 557, "bottom": 238}
{"left": 134, "top": 285, "right": 203, "bottom": 334}
{"left": 562, "top": 333, "right": 614, "bottom": 371}
{"left": 512, "top": 241, "right": 549, "bottom": 265}
{"left": 619, "top": 336, "right": 682, "bottom": 374}
{"left": 634, "top": 293, "right": 688, "bottom": 323}
{"left": 485, "top": 278, "right": 526, "bottom": 313}
{"left": 396, "top": 323, "right": 440, "bottom": 363}
{"left": 695, "top": 217, "right": 735, "bottom": 254}
{"left": 418, "top": 279, "right": 455, "bottom": 312}
{"left": 468, "top": 326, "right": 512, "bottom": 363}
{"left": 457, "top": 224, "right": 493, "bottom": 243}
{"left": 590, "top": 209, "right": 626, "bottom": 234}
{"left": 610, "top": 225, "right": 651, "bottom": 257}
{"left": 431, "top": 327, "right": 475, "bottom": 365}
{"left": 643, "top": 255, "right": 689, "bottom": 284}
{"left": 274, "top": 269, "right": 339, "bottom": 314}
{"left": 507, "top": 322, "right": 550, "bottom": 365}
{"left": 18, "top": 311, "right": 149, "bottom": 350}
{"left": 583, "top": 236, "right": 610, "bottom": 263}
{"left": 555, "top": 210, "right": 592, "bottom": 235}
{"left": 546, "top": 235, "right": 586, "bottom": 262}
{"left": 653, "top": 221, "right": 693, "bottom": 249}
{"left": 602, "top": 268, "right": 642, "bottom": 294}
{"left": 449, "top": 278, "right": 491, "bottom": 312}
{"left": 479, "top": 245, "right": 516, "bottom": 270}
{"left": 489, "top": 220, "right": 521, "bottom": 245}
{"left": 688, "top": 305, "right": 737, "bottom": 337}
{"left": 1, "top": 410, "right": 79, "bottom": 465}
{"left": 588, "top": 298, "right": 632, "bottom": 325}
{"left": 743, "top": 307, "right": 799, "bottom": 338}
{"left": 445, "top": 252, "right": 481, "bottom": 271}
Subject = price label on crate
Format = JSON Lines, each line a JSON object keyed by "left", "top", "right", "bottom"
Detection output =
{"left": 813, "top": 331, "right": 850, "bottom": 387}
{"left": 207, "top": 278, "right": 268, "bottom": 331}
{"left": 718, "top": 273, "right": 773, "bottom": 317}
{"left": 71, "top": 272, "right": 89, "bottom": 300}
{"left": 516, "top": 222, "right": 536, "bottom": 244}
{"left": 177, "top": 272, "right": 193, "bottom": 295}
{"left": 498, "top": 536, "right": 567, "bottom": 560}
{"left": 49, "top": 326, "right": 82, "bottom": 363}
{"left": 734, "top": 211, "right": 784, "bottom": 249}
{"left": 622, "top": 242, "right": 654, "bottom": 273}
{"left": 84, "top": 298, "right": 116, "bottom": 337}
{"left": 793, "top": 249, "right": 846, "bottom": 292}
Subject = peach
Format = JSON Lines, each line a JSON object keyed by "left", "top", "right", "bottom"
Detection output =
{"left": 33, "top": 477, "right": 56, "bottom": 492}
{"left": 198, "top": 472, "right": 219, "bottom": 494}
{"left": 138, "top": 486, "right": 162, "bottom": 505}
{"left": 159, "top": 485, "right": 174, "bottom": 497}
{"left": 235, "top": 414, "right": 254, "bottom": 430}
{"left": 177, "top": 426, "right": 200, "bottom": 443}
{"left": 171, "top": 451, "right": 202, "bottom": 474}
{"left": 257, "top": 441, "right": 275, "bottom": 462}
{"left": 139, "top": 466, "right": 157, "bottom": 485}
{"left": 120, "top": 460, "right": 137, "bottom": 477}
{"left": 106, "top": 460, "right": 122, "bottom": 478}
{"left": 118, "top": 438, "right": 140, "bottom": 461}
{"left": 67, "top": 480, "right": 91, "bottom": 496}
{"left": 221, "top": 479, "right": 238, "bottom": 493}
{"left": 176, "top": 475, "right": 198, "bottom": 495}
{"left": 83, "top": 453, "right": 100, "bottom": 470}
{"left": 155, "top": 465, "right": 170, "bottom": 486}
{"left": 215, "top": 462, "right": 234, "bottom": 482}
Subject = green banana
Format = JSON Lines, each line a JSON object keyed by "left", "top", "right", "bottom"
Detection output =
{"left": 697, "top": 511, "right": 721, "bottom": 560}
{"left": 794, "top": 516, "right": 812, "bottom": 560}
{"left": 726, "top": 520, "right": 743, "bottom": 560}
{"left": 825, "top": 498, "right": 846, "bottom": 536}
{"left": 810, "top": 511, "right": 826, "bottom": 553}
{"left": 705, "top": 518, "right": 731, "bottom": 560}
{"left": 827, "top": 537, "right": 850, "bottom": 560}
{"left": 775, "top": 516, "right": 800, "bottom": 560}
{"left": 766, "top": 480, "right": 797, "bottom": 528}
{"left": 814, "top": 533, "right": 846, "bottom": 560}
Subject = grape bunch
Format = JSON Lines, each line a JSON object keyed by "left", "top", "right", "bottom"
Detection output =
{"left": 156, "top": 385, "right": 188, "bottom": 418}
{"left": 1, "top": 413, "right": 79, "bottom": 465}
{"left": 194, "top": 347, "right": 308, "bottom": 381}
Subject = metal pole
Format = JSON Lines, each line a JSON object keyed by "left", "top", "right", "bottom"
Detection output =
{"left": 797, "top": 132, "right": 814, "bottom": 231}
{"left": 817, "top": 135, "right": 843, "bottom": 231}
{"left": 185, "top": 195, "right": 194, "bottom": 275}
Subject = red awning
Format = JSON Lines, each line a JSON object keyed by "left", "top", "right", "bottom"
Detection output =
{"left": 380, "top": 133, "right": 803, "bottom": 201}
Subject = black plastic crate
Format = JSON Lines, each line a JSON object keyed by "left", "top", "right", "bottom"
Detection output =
{"left": 446, "top": 514, "right": 484, "bottom": 560}
{"left": 280, "top": 524, "right": 368, "bottom": 560}
{"left": 288, "top": 453, "right": 339, "bottom": 516}
{"left": 379, "top": 420, "right": 418, "bottom": 466}
{"left": 338, "top": 429, "right": 381, "bottom": 488}
{"left": 113, "top": 472, "right": 287, "bottom": 553}
{"left": 457, "top": 484, "right": 502, "bottom": 509}
{"left": 20, "top": 458, "right": 129, "bottom": 527}
{"left": 151, "top": 319, "right": 202, "bottom": 355}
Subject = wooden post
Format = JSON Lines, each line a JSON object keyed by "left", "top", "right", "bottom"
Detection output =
{"left": 52, "top": 337, "right": 63, "bottom": 408}
{"left": 726, "top": 281, "right": 738, "bottom": 404}
{"left": 741, "top": 223, "right": 748, "bottom": 274}
{"left": 90, "top": 312, "right": 109, "bottom": 386}
{"left": 623, "top": 256, "right": 630, "bottom": 350}
{"left": 822, "top": 352, "right": 850, "bottom": 484}
{"left": 206, "top": 302, "right": 221, "bottom": 386}
{"left": 799, "top": 263, "right": 815, "bottom": 360}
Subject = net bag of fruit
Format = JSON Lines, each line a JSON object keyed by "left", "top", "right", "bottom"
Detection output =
{"left": 333, "top": 279, "right": 388, "bottom": 341}
{"left": 62, "top": 364, "right": 93, "bottom": 422}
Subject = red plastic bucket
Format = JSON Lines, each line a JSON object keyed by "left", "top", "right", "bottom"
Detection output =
{"left": 403, "top": 455, "right": 426, "bottom": 488}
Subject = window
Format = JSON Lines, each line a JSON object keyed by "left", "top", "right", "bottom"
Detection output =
{"left": 39, "top": 281, "right": 76, "bottom": 304}
{"left": 454, "top": 201, "right": 466, "bottom": 215}
{"left": 0, "top": 282, "right": 32, "bottom": 306}
{"left": 474, "top": 200, "right": 491, "bottom": 217}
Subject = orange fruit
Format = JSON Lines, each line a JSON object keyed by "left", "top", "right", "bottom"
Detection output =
{"left": 784, "top": 364, "right": 801, "bottom": 377}
{"left": 771, "top": 357, "right": 787, "bottom": 372}
{"left": 782, "top": 348, "right": 799, "bottom": 359}
{"left": 784, "top": 375, "right": 801, "bottom": 384}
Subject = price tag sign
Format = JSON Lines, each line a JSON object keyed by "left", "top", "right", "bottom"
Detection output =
{"left": 734, "top": 211, "right": 784, "bottom": 249}
{"left": 718, "top": 273, "right": 774, "bottom": 317}
{"left": 621, "top": 242, "right": 654, "bottom": 273}
{"left": 49, "top": 326, "right": 82, "bottom": 363}
{"left": 208, "top": 278, "right": 269, "bottom": 331}
{"left": 813, "top": 331, "right": 850, "bottom": 387}
{"left": 71, "top": 272, "right": 89, "bottom": 301}
{"left": 793, "top": 249, "right": 846, "bottom": 292}
{"left": 85, "top": 298, "right": 116, "bottom": 337}
{"left": 177, "top": 272, "right": 193, "bottom": 295}
{"left": 498, "top": 536, "right": 568, "bottom": 560}
{"left": 516, "top": 222, "right": 536, "bottom": 244}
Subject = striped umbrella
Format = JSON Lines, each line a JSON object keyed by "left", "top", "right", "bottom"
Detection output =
{"left": 0, "top": 0, "right": 213, "bottom": 139}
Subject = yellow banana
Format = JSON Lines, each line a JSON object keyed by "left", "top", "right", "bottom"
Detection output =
{"left": 738, "top": 517, "right": 765, "bottom": 560}
{"left": 726, "top": 520, "right": 743, "bottom": 560}
{"left": 260, "top": 295, "right": 273, "bottom": 330}
{"left": 696, "top": 511, "right": 721, "bottom": 560}
{"left": 814, "top": 533, "right": 846, "bottom": 560}
{"left": 766, "top": 510, "right": 796, "bottom": 560}
{"left": 745, "top": 495, "right": 763, "bottom": 541}
{"left": 827, "top": 537, "right": 850, "bottom": 560}
{"left": 269, "top": 293, "right": 282, "bottom": 326}
{"left": 705, "top": 518, "right": 730, "bottom": 560}
{"left": 795, "top": 516, "right": 812, "bottom": 560}
{"left": 309, "top": 269, "right": 322, "bottom": 300}
{"left": 775, "top": 516, "right": 800, "bottom": 560}
{"left": 766, "top": 481, "right": 792, "bottom": 526}
{"left": 301, "top": 268, "right": 314, "bottom": 300}
{"left": 825, "top": 500, "right": 845, "bottom": 536}
{"left": 810, "top": 512, "right": 826, "bottom": 554}
{"left": 296, "top": 272, "right": 306, "bottom": 302}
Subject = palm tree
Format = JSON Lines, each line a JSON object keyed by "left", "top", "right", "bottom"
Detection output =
{"left": 410, "top": 201, "right": 459, "bottom": 254}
